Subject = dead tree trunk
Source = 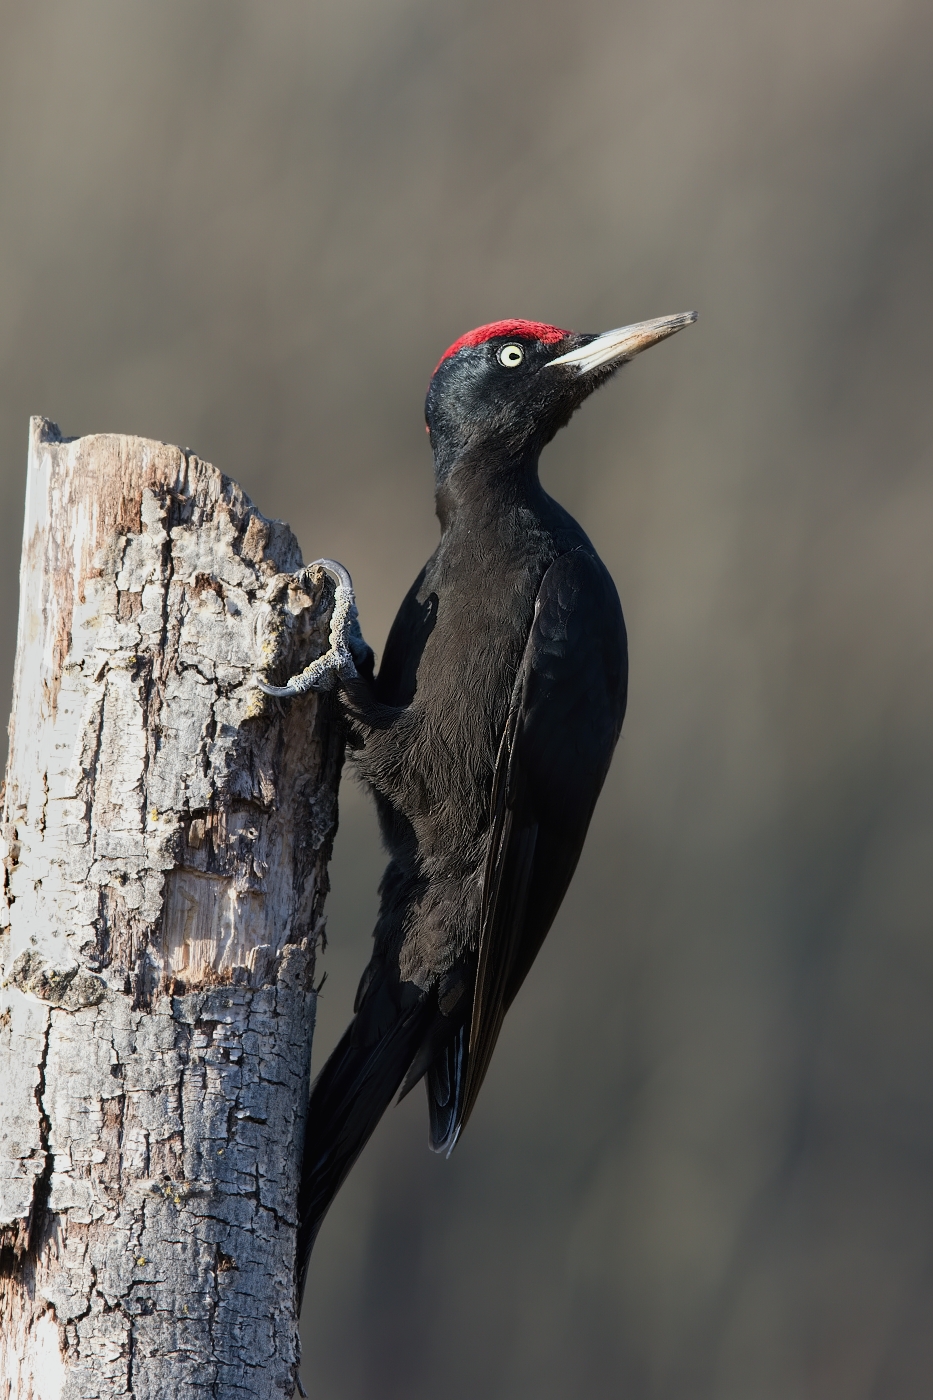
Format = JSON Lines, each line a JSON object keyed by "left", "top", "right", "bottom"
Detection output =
{"left": 0, "top": 418, "right": 343, "bottom": 1399}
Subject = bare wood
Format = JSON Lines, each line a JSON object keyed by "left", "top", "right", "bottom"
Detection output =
{"left": 0, "top": 418, "right": 342, "bottom": 1398}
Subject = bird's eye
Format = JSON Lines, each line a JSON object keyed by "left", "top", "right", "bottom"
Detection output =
{"left": 497, "top": 343, "right": 524, "bottom": 368}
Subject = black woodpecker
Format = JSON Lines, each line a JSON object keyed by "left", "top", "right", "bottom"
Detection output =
{"left": 292, "top": 311, "right": 696, "bottom": 1302}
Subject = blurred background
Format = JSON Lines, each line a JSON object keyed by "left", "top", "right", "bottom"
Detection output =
{"left": 2, "top": 2, "right": 932, "bottom": 1395}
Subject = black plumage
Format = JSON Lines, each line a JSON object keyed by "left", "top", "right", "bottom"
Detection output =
{"left": 296, "top": 311, "right": 695, "bottom": 1302}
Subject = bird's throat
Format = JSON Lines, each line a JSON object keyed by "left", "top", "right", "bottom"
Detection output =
{"left": 433, "top": 445, "right": 544, "bottom": 532}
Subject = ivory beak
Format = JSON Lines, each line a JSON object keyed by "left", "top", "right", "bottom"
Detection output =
{"left": 547, "top": 311, "right": 697, "bottom": 374}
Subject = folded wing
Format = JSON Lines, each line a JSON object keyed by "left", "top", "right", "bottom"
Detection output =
{"left": 455, "top": 547, "right": 628, "bottom": 1140}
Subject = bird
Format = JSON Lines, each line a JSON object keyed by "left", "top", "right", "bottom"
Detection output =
{"left": 290, "top": 310, "right": 696, "bottom": 1303}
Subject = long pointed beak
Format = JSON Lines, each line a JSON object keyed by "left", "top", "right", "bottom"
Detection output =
{"left": 547, "top": 311, "right": 697, "bottom": 374}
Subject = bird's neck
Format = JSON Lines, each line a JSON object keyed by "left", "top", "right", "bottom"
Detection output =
{"left": 433, "top": 445, "right": 545, "bottom": 533}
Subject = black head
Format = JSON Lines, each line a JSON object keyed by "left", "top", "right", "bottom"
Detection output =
{"left": 425, "top": 313, "right": 697, "bottom": 483}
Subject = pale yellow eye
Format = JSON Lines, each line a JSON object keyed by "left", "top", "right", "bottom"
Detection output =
{"left": 497, "top": 343, "right": 524, "bottom": 368}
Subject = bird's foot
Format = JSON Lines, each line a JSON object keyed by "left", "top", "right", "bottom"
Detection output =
{"left": 254, "top": 558, "right": 371, "bottom": 697}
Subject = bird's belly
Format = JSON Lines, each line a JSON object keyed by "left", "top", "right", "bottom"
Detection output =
{"left": 363, "top": 595, "right": 530, "bottom": 868}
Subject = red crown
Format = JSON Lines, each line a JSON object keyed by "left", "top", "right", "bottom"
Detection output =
{"left": 434, "top": 320, "right": 567, "bottom": 375}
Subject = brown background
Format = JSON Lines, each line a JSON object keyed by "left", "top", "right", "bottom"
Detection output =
{"left": 2, "top": 3, "right": 932, "bottom": 1396}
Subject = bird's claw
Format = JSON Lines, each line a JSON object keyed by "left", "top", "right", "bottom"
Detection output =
{"left": 254, "top": 558, "right": 370, "bottom": 698}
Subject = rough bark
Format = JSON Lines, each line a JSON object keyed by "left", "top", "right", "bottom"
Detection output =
{"left": 0, "top": 418, "right": 343, "bottom": 1399}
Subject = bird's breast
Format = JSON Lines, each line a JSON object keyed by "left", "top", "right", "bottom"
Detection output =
{"left": 367, "top": 541, "right": 547, "bottom": 861}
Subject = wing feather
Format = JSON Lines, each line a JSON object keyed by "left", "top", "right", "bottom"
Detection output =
{"left": 458, "top": 548, "right": 627, "bottom": 1135}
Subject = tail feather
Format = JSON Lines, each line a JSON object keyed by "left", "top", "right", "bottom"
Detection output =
{"left": 296, "top": 1006, "right": 426, "bottom": 1306}
{"left": 426, "top": 1023, "right": 467, "bottom": 1156}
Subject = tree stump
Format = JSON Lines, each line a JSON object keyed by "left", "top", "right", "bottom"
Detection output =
{"left": 0, "top": 418, "right": 343, "bottom": 1399}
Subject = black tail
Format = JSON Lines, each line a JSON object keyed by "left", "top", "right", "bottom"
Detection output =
{"left": 426, "top": 1023, "right": 467, "bottom": 1155}
{"left": 296, "top": 1006, "right": 427, "bottom": 1306}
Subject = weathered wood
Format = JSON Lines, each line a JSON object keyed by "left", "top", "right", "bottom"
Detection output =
{"left": 0, "top": 418, "right": 343, "bottom": 1398}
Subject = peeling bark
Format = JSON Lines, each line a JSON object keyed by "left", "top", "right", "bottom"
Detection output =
{"left": 0, "top": 419, "right": 343, "bottom": 1398}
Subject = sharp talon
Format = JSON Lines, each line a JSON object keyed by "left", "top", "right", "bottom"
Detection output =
{"left": 306, "top": 558, "right": 353, "bottom": 593}
{"left": 253, "top": 558, "right": 370, "bottom": 698}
